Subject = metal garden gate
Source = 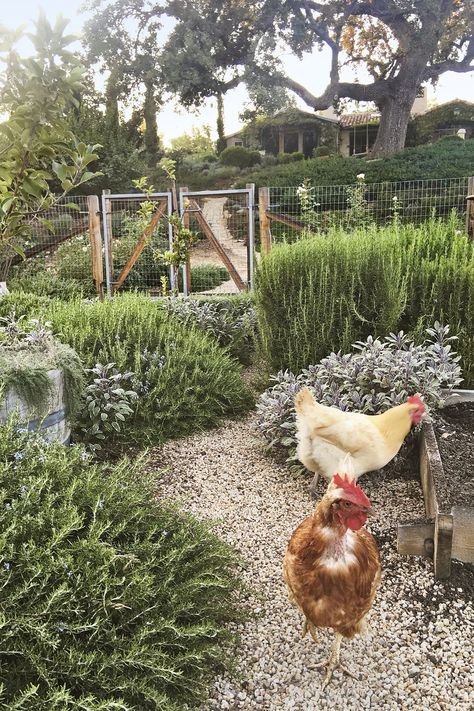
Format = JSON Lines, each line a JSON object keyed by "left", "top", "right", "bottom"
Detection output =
{"left": 178, "top": 187, "right": 255, "bottom": 295}
{"left": 101, "top": 191, "right": 174, "bottom": 297}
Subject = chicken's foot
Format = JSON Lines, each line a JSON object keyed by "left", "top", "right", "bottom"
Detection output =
{"left": 315, "top": 633, "right": 360, "bottom": 690}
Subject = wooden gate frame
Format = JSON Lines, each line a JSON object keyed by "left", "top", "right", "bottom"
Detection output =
{"left": 101, "top": 191, "right": 174, "bottom": 297}
{"left": 178, "top": 187, "right": 255, "bottom": 295}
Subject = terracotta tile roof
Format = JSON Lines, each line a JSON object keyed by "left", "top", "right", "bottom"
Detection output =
{"left": 339, "top": 111, "right": 380, "bottom": 128}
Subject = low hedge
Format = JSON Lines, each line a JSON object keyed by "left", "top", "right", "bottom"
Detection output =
{"left": 0, "top": 422, "right": 246, "bottom": 709}
{"left": 255, "top": 216, "right": 474, "bottom": 384}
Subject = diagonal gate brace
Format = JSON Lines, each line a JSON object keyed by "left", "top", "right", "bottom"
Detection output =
{"left": 188, "top": 199, "right": 245, "bottom": 291}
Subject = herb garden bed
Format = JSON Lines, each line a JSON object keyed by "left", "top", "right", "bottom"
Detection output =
{"left": 398, "top": 389, "right": 474, "bottom": 578}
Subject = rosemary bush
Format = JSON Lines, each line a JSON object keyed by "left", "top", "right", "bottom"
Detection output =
{"left": 255, "top": 216, "right": 474, "bottom": 383}
{"left": 165, "top": 295, "right": 257, "bottom": 363}
{"left": 256, "top": 323, "right": 462, "bottom": 467}
{"left": 45, "top": 293, "right": 253, "bottom": 444}
{"left": 0, "top": 422, "right": 246, "bottom": 709}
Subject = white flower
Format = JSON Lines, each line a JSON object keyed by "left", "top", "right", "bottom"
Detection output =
{"left": 392, "top": 196, "right": 398, "bottom": 202}
{"left": 356, "top": 173, "right": 365, "bottom": 180}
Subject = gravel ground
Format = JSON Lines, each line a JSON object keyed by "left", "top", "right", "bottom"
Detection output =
{"left": 151, "top": 414, "right": 474, "bottom": 711}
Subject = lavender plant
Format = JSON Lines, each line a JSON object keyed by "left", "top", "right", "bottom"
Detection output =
{"left": 256, "top": 322, "right": 462, "bottom": 465}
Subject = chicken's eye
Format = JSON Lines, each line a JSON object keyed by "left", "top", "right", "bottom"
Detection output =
{"left": 342, "top": 500, "right": 352, "bottom": 508}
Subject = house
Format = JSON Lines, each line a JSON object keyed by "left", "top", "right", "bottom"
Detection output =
{"left": 225, "top": 90, "right": 474, "bottom": 158}
{"left": 225, "top": 108, "right": 339, "bottom": 158}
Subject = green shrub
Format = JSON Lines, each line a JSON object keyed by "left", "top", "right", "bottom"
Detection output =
{"left": 45, "top": 293, "right": 253, "bottom": 444}
{"left": 0, "top": 422, "right": 246, "bottom": 709}
{"left": 219, "top": 146, "right": 261, "bottom": 168}
{"left": 276, "top": 152, "right": 304, "bottom": 164}
{"left": 313, "top": 145, "right": 330, "bottom": 157}
{"left": 166, "top": 294, "right": 256, "bottom": 364}
{"left": 257, "top": 323, "right": 462, "bottom": 467}
{"left": 238, "top": 137, "right": 474, "bottom": 188}
{"left": 8, "top": 271, "right": 90, "bottom": 299}
{"left": 255, "top": 216, "right": 474, "bottom": 383}
{"left": 0, "top": 291, "right": 51, "bottom": 319}
{"left": 189, "top": 263, "right": 229, "bottom": 292}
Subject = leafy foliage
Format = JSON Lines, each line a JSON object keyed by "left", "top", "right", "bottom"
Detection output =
{"left": 166, "top": 295, "right": 257, "bottom": 364}
{"left": 0, "top": 15, "right": 100, "bottom": 277}
{"left": 220, "top": 146, "right": 262, "bottom": 168}
{"left": 44, "top": 294, "right": 253, "bottom": 445}
{"left": 0, "top": 313, "right": 83, "bottom": 419}
{"left": 0, "top": 422, "right": 246, "bottom": 709}
{"left": 240, "top": 136, "right": 474, "bottom": 189}
{"left": 257, "top": 324, "right": 462, "bottom": 466}
{"left": 254, "top": 216, "right": 474, "bottom": 384}
{"left": 76, "top": 363, "right": 138, "bottom": 453}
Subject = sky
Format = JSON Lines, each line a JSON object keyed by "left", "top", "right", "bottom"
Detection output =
{"left": 2, "top": 0, "right": 474, "bottom": 146}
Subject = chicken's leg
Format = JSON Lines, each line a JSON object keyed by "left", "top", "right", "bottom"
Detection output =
{"left": 301, "top": 618, "right": 318, "bottom": 642}
{"left": 314, "top": 633, "right": 359, "bottom": 690}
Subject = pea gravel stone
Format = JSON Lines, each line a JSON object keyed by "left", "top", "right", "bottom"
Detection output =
{"left": 151, "top": 414, "right": 474, "bottom": 711}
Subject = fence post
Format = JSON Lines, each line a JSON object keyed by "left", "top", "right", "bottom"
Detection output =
{"left": 87, "top": 195, "right": 104, "bottom": 301}
{"left": 246, "top": 183, "right": 255, "bottom": 290}
{"left": 466, "top": 177, "right": 474, "bottom": 239}
{"left": 102, "top": 189, "right": 114, "bottom": 295}
{"left": 258, "top": 186, "right": 272, "bottom": 255}
{"left": 181, "top": 186, "right": 191, "bottom": 295}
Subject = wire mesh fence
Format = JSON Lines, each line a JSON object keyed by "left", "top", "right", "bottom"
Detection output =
{"left": 266, "top": 177, "right": 470, "bottom": 244}
{"left": 102, "top": 193, "right": 173, "bottom": 296}
{"left": 6, "top": 195, "right": 96, "bottom": 297}
{"left": 181, "top": 190, "right": 252, "bottom": 294}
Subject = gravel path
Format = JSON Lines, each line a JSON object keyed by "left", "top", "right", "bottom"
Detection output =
{"left": 152, "top": 414, "right": 474, "bottom": 711}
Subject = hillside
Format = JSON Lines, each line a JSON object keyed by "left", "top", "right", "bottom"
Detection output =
{"left": 236, "top": 136, "right": 474, "bottom": 188}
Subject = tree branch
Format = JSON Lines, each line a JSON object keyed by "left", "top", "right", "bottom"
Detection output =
{"left": 279, "top": 74, "right": 391, "bottom": 108}
{"left": 423, "top": 36, "right": 474, "bottom": 80}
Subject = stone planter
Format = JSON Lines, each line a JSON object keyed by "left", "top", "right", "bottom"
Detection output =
{"left": 0, "top": 368, "right": 70, "bottom": 444}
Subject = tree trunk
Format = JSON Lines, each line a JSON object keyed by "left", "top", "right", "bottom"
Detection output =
{"left": 216, "top": 92, "right": 227, "bottom": 154}
{"left": 105, "top": 68, "right": 121, "bottom": 138}
{"left": 143, "top": 80, "right": 160, "bottom": 168}
{"left": 369, "top": 95, "right": 414, "bottom": 158}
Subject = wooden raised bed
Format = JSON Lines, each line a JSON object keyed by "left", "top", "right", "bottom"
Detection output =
{"left": 398, "top": 389, "right": 474, "bottom": 578}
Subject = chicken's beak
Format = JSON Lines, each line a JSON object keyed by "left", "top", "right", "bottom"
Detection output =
{"left": 363, "top": 507, "right": 374, "bottom": 517}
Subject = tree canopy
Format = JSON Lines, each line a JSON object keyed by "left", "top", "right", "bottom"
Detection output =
{"left": 164, "top": 0, "right": 474, "bottom": 156}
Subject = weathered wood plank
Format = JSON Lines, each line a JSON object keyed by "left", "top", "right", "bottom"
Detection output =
{"left": 434, "top": 513, "right": 453, "bottom": 579}
{"left": 87, "top": 195, "right": 104, "bottom": 301}
{"left": 114, "top": 200, "right": 167, "bottom": 291}
{"left": 397, "top": 522, "right": 435, "bottom": 557}
{"left": 103, "top": 189, "right": 114, "bottom": 294}
{"left": 452, "top": 506, "right": 474, "bottom": 564}
{"left": 258, "top": 187, "right": 272, "bottom": 254}
{"left": 419, "top": 421, "right": 440, "bottom": 519}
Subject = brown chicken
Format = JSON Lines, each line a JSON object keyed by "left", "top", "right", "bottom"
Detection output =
{"left": 295, "top": 387, "right": 425, "bottom": 493}
{"left": 283, "top": 471, "right": 381, "bottom": 689}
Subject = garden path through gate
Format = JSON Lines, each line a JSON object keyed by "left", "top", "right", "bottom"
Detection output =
{"left": 101, "top": 191, "right": 174, "bottom": 297}
{"left": 179, "top": 187, "right": 255, "bottom": 294}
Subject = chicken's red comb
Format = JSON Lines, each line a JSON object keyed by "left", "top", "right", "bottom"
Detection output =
{"left": 407, "top": 394, "right": 425, "bottom": 411}
{"left": 332, "top": 473, "right": 371, "bottom": 508}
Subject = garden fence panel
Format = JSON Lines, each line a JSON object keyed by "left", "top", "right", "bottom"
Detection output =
{"left": 101, "top": 192, "right": 174, "bottom": 297}
{"left": 266, "top": 177, "right": 470, "bottom": 245}
{"left": 9, "top": 195, "right": 98, "bottom": 296}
